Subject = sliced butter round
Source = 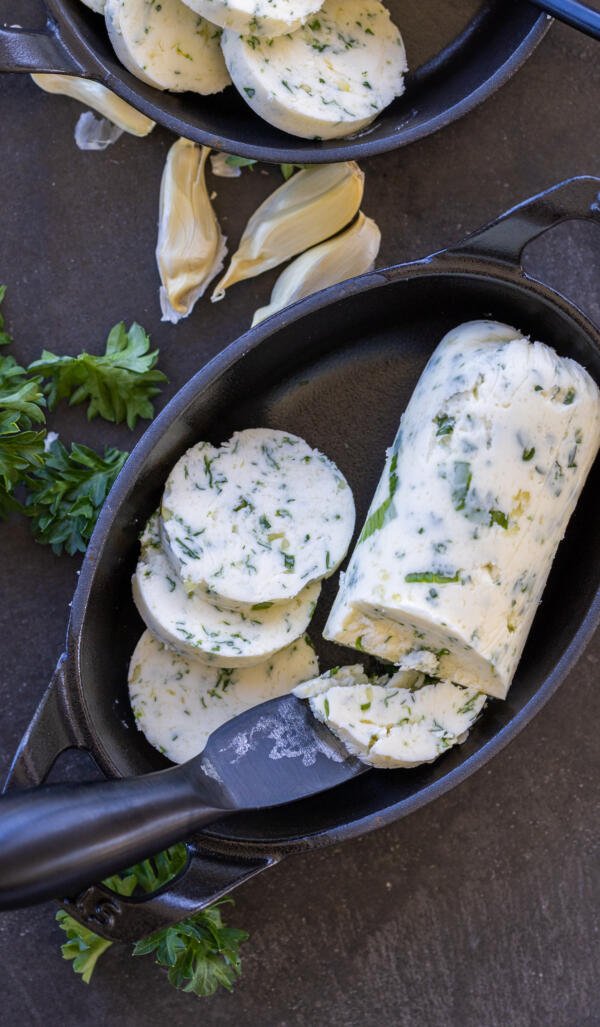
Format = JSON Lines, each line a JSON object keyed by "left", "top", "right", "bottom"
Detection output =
{"left": 161, "top": 429, "right": 355, "bottom": 607}
{"left": 222, "top": 0, "right": 407, "bottom": 140}
{"left": 105, "top": 0, "right": 231, "bottom": 93}
{"left": 128, "top": 630, "right": 319, "bottom": 762}
{"left": 134, "top": 511, "right": 320, "bottom": 666}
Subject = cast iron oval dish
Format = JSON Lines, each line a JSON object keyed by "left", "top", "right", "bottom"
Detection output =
{"left": 1, "top": 0, "right": 548, "bottom": 162}
{"left": 75, "top": 177, "right": 600, "bottom": 838}
{"left": 7, "top": 178, "right": 600, "bottom": 938}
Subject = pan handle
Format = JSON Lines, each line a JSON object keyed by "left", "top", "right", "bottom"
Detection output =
{"left": 530, "top": 0, "right": 600, "bottom": 40}
{"left": 446, "top": 175, "right": 600, "bottom": 267}
{"left": 0, "top": 17, "right": 84, "bottom": 75}
{"left": 61, "top": 844, "right": 278, "bottom": 943}
{"left": 2, "top": 655, "right": 91, "bottom": 793}
{"left": 3, "top": 656, "right": 277, "bottom": 941}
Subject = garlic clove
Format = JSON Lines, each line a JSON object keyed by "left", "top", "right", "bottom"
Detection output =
{"left": 211, "top": 162, "right": 364, "bottom": 302}
{"left": 251, "top": 212, "right": 381, "bottom": 327}
{"left": 30, "top": 74, "right": 155, "bottom": 136}
{"left": 157, "top": 140, "right": 227, "bottom": 324}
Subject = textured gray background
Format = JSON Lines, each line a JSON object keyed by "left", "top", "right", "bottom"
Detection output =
{"left": 0, "top": 10, "right": 599, "bottom": 1027}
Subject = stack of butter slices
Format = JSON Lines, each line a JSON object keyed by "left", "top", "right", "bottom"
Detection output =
{"left": 85, "top": 0, "right": 407, "bottom": 139}
{"left": 129, "top": 427, "right": 355, "bottom": 762}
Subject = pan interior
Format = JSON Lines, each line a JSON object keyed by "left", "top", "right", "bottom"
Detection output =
{"left": 49, "top": 0, "right": 543, "bottom": 157}
{"left": 76, "top": 269, "right": 600, "bottom": 847}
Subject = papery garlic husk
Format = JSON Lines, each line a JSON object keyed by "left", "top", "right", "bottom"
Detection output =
{"left": 30, "top": 74, "right": 155, "bottom": 136}
{"left": 74, "top": 112, "right": 123, "bottom": 150}
{"left": 157, "top": 140, "right": 228, "bottom": 324}
{"left": 210, "top": 152, "right": 242, "bottom": 178}
{"left": 211, "top": 162, "right": 364, "bottom": 302}
{"left": 252, "top": 212, "right": 381, "bottom": 327}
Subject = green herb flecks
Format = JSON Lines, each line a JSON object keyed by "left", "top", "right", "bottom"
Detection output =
{"left": 489, "top": 508, "right": 508, "bottom": 529}
{"left": 405, "top": 571, "right": 460, "bottom": 584}
{"left": 451, "top": 461, "right": 472, "bottom": 511}
{"left": 358, "top": 447, "right": 400, "bottom": 544}
{"left": 434, "top": 413, "right": 455, "bottom": 438}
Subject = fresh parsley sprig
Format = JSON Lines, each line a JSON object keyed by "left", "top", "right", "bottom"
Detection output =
{"left": 0, "top": 328, "right": 47, "bottom": 516}
{"left": 56, "top": 845, "right": 248, "bottom": 998}
{"left": 25, "top": 438, "right": 128, "bottom": 555}
{"left": 30, "top": 321, "right": 167, "bottom": 429}
{"left": 133, "top": 901, "right": 247, "bottom": 997}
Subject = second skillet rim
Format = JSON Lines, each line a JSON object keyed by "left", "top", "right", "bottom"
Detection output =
{"left": 44, "top": 1, "right": 550, "bottom": 163}
{"left": 67, "top": 252, "right": 600, "bottom": 852}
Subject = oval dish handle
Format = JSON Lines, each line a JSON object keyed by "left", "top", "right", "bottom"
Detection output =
{"left": 3, "top": 659, "right": 279, "bottom": 940}
{"left": 2, "top": 655, "right": 91, "bottom": 793}
{"left": 61, "top": 844, "right": 278, "bottom": 942}
{"left": 0, "top": 19, "right": 83, "bottom": 75}
{"left": 447, "top": 175, "right": 600, "bottom": 268}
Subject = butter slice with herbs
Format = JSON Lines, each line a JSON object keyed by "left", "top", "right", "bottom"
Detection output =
{"left": 221, "top": 0, "right": 407, "bottom": 141}
{"left": 161, "top": 429, "right": 355, "bottom": 607}
{"left": 128, "top": 630, "right": 319, "bottom": 763}
{"left": 294, "top": 665, "right": 486, "bottom": 768}
{"left": 105, "top": 0, "right": 231, "bottom": 93}
{"left": 181, "top": 0, "right": 322, "bottom": 37}
{"left": 133, "top": 511, "right": 320, "bottom": 666}
{"left": 324, "top": 320, "right": 600, "bottom": 699}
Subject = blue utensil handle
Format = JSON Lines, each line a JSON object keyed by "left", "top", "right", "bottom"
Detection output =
{"left": 0, "top": 767, "right": 230, "bottom": 911}
{"left": 531, "top": 0, "right": 600, "bottom": 40}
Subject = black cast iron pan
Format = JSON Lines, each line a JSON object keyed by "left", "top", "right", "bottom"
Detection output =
{"left": 0, "top": 1, "right": 551, "bottom": 162}
{"left": 4, "top": 175, "right": 600, "bottom": 943}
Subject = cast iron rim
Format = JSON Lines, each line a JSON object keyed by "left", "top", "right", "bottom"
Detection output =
{"left": 68, "top": 251, "right": 600, "bottom": 854}
{"left": 44, "top": 1, "right": 550, "bottom": 163}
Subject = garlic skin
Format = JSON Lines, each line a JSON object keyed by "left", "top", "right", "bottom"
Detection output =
{"left": 252, "top": 212, "right": 381, "bottom": 327}
{"left": 211, "top": 162, "right": 364, "bottom": 302}
{"left": 30, "top": 74, "right": 155, "bottom": 136}
{"left": 74, "top": 112, "right": 124, "bottom": 150}
{"left": 157, "top": 140, "right": 228, "bottom": 325}
{"left": 210, "top": 152, "right": 242, "bottom": 178}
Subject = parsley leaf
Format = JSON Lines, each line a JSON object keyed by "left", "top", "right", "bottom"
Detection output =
{"left": 29, "top": 322, "right": 167, "bottom": 429}
{"left": 25, "top": 438, "right": 128, "bottom": 555}
{"left": 225, "top": 155, "right": 257, "bottom": 170}
{"left": 133, "top": 900, "right": 248, "bottom": 997}
{"left": 0, "top": 285, "right": 12, "bottom": 346}
{"left": 280, "top": 163, "right": 307, "bottom": 180}
{"left": 56, "top": 911, "right": 113, "bottom": 984}
{"left": 0, "top": 342, "right": 46, "bottom": 515}
{"left": 56, "top": 845, "right": 248, "bottom": 998}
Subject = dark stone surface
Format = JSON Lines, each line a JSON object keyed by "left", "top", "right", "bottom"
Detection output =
{"left": 0, "top": 12, "right": 599, "bottom": 1026}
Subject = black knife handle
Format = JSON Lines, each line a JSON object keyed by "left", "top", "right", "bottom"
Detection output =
{"left": 0, "top": 765, "right": 230, "bottom": 911}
